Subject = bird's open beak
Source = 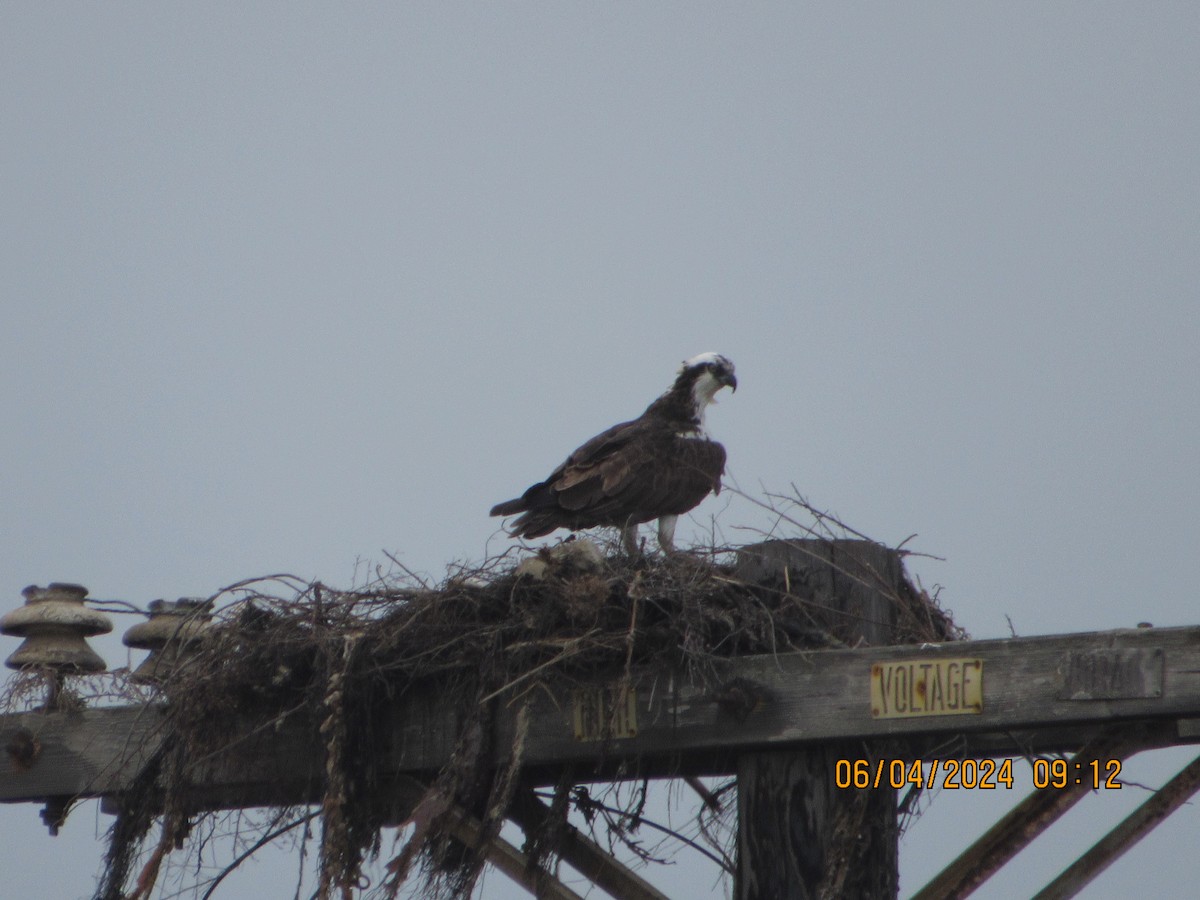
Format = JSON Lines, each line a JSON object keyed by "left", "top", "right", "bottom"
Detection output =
{"left": 723, "top": 373, "right": 738, "bottom": 393}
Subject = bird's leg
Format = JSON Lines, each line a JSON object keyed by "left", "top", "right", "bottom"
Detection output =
{"left": 656, "top": 515, "right": 678, "bottom": 555}
{"left": 621, "top": 521, "right": 641, "bottom": 556}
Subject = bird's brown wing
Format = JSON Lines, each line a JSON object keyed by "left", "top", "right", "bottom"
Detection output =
{"left": 548, "top": 419, "right": 649, "bottom": 516}
{"left": 492, "top": 419, "right": 725, "bottom": 538}
{"left": 553, "top": 424, "right": 725, "bottom": 523}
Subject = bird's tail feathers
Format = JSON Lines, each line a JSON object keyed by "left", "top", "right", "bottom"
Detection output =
{"left": 489, "top": 497, "right": 527, "bottom": 517}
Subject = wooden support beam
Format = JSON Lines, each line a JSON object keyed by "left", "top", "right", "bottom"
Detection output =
{"left": 388, "top": 775, "right": 586, "bottom": 900}
{"left": 507, "top": 786, "right": 671, "bottom": 900}
{"left": 5, "top": 625, "right": 1200, "bottom": 806}
{"left": 500, "top": 622, "right": 1200, "bottom": 779}
{"left": 1031, "top": 752, "right": 1200, "bottom": 900}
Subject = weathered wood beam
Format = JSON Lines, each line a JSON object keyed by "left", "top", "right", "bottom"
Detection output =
{"left": 500, "top": 621, "right": 1200, "bottom": 785}
{"left": 1, "top": 705, "right": 168, "bottom": 803}
{"left": 387, "top": 775, "right": 587, "bottom": 900}
{"left": 5, "top": 625, "right": 1200, "bottom": 806}
{"left": 507, "top": 785, "right": 672, "bottom": 900}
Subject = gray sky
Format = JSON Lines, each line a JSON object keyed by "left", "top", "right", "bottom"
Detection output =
{"left": 3, "top": 4, "right": 1198, "bottom": 898}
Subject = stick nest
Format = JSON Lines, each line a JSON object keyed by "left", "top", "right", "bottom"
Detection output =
{"left": 14, "top": 524, "right": 963, "bottom": 900}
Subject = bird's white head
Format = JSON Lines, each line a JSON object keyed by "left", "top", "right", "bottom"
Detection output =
{"left": 678, "top": 352, "right": 737, "bottom": 421}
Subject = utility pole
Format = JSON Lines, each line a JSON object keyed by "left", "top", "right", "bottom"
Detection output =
{"left": 3, "top": 543, "right": 1200, "bottom": 898}
{"left": 734, "top": 540, "right": 901, "bottom": 899}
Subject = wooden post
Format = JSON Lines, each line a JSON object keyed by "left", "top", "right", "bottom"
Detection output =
{"left": 734, "top": 540, "right": 902, "bottom": 900}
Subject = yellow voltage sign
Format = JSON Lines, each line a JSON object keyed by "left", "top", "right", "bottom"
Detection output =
{"left": 572, "top": 686, "right": 638, "bottom": 742}
{"left": 870, "top": 658, "right": 983, "bottom": 718}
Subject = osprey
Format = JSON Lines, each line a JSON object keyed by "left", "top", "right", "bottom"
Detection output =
{"left": 490, "top": 353, "right": 737, "bottom": 554}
